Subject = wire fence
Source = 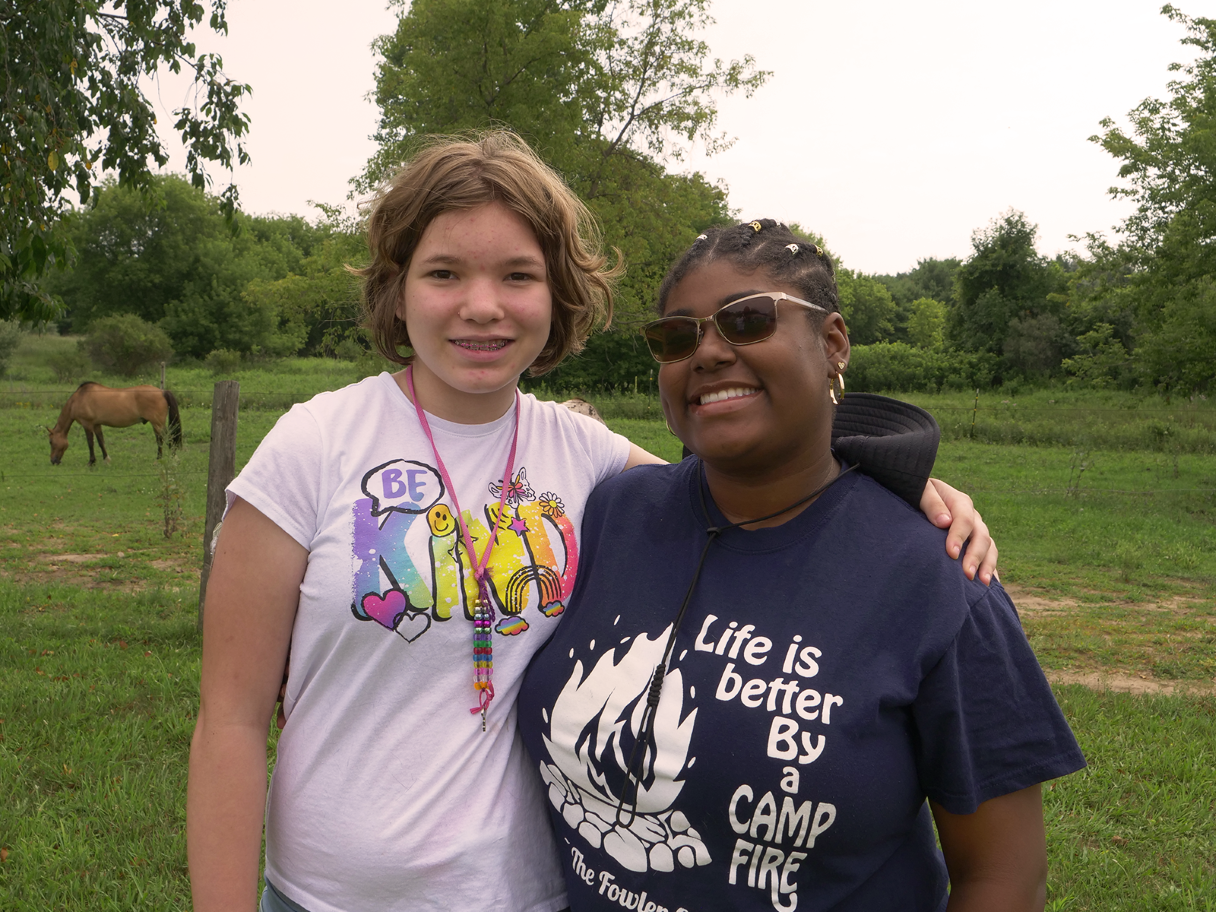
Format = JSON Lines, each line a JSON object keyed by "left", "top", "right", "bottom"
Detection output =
{"left": 2, "top": 467, "right": 1212, "bottom": 498}
{"left": 5, "top": 386, "right": 1216, "bottom": 467}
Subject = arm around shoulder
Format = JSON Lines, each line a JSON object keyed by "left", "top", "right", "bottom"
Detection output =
{"left": 188, "top": 497, "right": 307, "bottom": 912}
{"left": 624, "top": 441, "right": 667, "bottom": 470}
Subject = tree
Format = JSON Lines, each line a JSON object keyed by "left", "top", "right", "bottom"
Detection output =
{"left": 836, "top": 270, "right": 897, "bottom": 345}
{"left": 785, "top": 226, "right": 897, "bottom": 346}
{"left": 876, "top": 258, "right": 960, "bottom": 308}
{"left": 362, "top": 0, "right": 765, "bottom": 326}
{"left": 50, "top": 176, "right": 235, "bottom": 330}
{"left": 1090, "top": 5, "right": 1216, "bottom": 393}
{"left": 1002, "top": 313, "right": 1068, "bottom": 379}
{"left": 241, "top": 227, "right": 369, "bottom": 358}
{"left": 904, "top": 297, "right": 946, "bottom": 350}
{"left": 1093, "top": 6, "right": 1216, "bottom": 256}
{"left": 50, "top": 176, "right": 328, "bottom": 358}
{"left": 1, "top": 0, "right": 250, "bottom": 322}
{"left": 947, "top": 210, "right": 1052, "bottom": 357}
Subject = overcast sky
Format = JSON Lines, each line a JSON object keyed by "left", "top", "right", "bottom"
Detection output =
{"left": 145, "top": 0, "right": 1200, "bottom": 275}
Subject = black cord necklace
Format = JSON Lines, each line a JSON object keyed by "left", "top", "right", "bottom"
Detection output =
{"left": 614, "top": 458, "right": 858, "bottom": 827}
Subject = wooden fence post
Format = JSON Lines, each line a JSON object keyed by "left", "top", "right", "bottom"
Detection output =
{"left": 199, "top": 380, "right": 240, "bottom": 628}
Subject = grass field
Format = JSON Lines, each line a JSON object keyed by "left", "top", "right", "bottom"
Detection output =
{"left": 2, "top": 338, "right": 1215, "bottom": 908}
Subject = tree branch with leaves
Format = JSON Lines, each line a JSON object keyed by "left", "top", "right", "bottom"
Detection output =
{"left": 0, "top": 0, "right": 251, "bottom": 321}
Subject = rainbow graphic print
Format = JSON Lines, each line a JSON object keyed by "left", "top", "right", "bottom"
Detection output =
{"left": 349, "top": 459, "right": 578, "bottom": 642}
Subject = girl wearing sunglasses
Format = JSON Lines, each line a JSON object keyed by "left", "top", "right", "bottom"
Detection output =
{"left": 188, "top": 132, "right": 996, "bottom": 912}
{"left": 519, "top": 219, "right": 1085, "bottom": 912}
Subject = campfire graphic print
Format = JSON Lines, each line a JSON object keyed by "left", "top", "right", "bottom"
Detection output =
{"left": 538, "top": 622, "right": 712, "bottom": 874}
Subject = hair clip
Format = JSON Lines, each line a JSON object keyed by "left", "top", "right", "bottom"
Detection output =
{"left": 813, "top": 244, "right": 823, "bottom": 257}
{"left": 750, "top": 221, "right": 762, "bottom": 233}
{"left": 785, "top": 244, "right": 799, "bottom": 255}
{"left": 695, "top": 234, "right": 707, "bottom": 241}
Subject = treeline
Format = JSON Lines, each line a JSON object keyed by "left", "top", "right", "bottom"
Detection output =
{"left": 846, "top": 212, "right": 1104, "bottom": 395}
{"left": 24, "top": 2, "right": 1216, "bottom": 397}
{"left": 42, "top": 176, "right": 368, "bottom": 369}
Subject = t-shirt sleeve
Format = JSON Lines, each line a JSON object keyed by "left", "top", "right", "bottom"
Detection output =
{"left": 911, "top": 583, "right": 1087, "bottom": 814}
{"left": 225, "top": 404, "right": 325, "bottom": 550}
{"left": 559, "top": 408, "right": 632, "bottom": 484}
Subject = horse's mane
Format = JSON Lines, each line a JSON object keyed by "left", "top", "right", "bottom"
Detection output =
{"left": 76, "top": 381, "right": 99, "bottom": 390}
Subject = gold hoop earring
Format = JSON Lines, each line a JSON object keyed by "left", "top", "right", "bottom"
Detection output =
{"left": 665, "top": 416, "right": 677, "bottom": 436}
{"left": 829, "top": 370, "right": 845, "bottom": 405}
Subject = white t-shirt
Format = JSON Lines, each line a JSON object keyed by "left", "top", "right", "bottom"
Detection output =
{"left": 227, "top": 372, "right": 631, "bottom": 912}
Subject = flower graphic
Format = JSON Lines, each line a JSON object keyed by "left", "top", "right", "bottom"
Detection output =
{"left": 490, "top": 467, "right": 536, "bottom": 507}
{"left": 538, "top": 492, "right": 565, "bottom": 517}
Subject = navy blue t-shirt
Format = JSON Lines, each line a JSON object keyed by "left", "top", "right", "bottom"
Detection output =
{"left": 518, "top": 459, "right": 1085, "bottom": 912}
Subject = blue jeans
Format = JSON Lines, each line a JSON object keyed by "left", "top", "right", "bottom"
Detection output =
{"left": 259, "top": 878, "right": 571, "bottom": 912}
{"left": 260, "top": 879, "right": 311, "bottom": 912}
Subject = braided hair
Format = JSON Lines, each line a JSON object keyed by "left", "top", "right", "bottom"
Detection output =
{"left": 657, "top": 219, "right": 839, "bottom": 316}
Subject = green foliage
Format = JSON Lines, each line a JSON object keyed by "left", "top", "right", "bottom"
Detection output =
{"left": 948, "top": 210, "right": 1054, "bottom": 358}
{"left": 1092, "top": 6, "right": 1216, "bottom": 254}
{"left": 0, "top": 0, "right": 250, "bottom": 323}
{"left": 1002, "top": 313, "right": 1071, "bottom": 379}
{"left": 80, "top": 313, "right": 173, "bottom": 377}
{"left": 334, "top": 338, "right": 364, "bottom": 362}
{"left": 1089, "top": 6, "right": 1216, "bottom": 394}
{"left": 876, "top": 258, "right": 961, "bottom": 308}
{"left": 584, "top": 162, "right": 731, "bottom": 322}
{"left": 365, "top": 0, "right": 768, "bottom": 183}
{"left": 527, "top": 328, "right": 657, "bottom": 392}
{"left": 1131, "top": 276, "right": 1216, "bottom": 394}
{"left": 1062, "top": 323, "right": 1132, "bottom": 389}
{"left": 848, "top": 342, "right": 996, "bottom": 393}
{"left": 238, "top": 225, "right": 367, "bottom": 357}
{"left": 362, "top": 0, "right": 762, "bottom": 325}
{"left": 45, "top": 346, "right": 92, "bottom": 384}
{"left": 0, "top": 319, "right": 23, "bottom": 376}
{"left": 904, "top": 298, "right": 946, "bottom": 350}
{"left": 204, "top": 349, "right": 242, "bottom": 377}
{"left": 50, "top": 177, "right": 351, "bottom": 359}
{"left": 836, "top": 270, "right": 897, "bottom": 345}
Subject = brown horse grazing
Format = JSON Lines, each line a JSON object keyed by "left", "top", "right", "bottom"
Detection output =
{"left": 47, "top": 382, "right": 183, "bottom": 466}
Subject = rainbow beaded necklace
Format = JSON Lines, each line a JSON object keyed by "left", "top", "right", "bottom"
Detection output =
{"left": 406, "top": 365, "right": 519, "bottom": 730}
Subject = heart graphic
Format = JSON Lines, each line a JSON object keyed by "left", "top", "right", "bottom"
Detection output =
{"left": 361, "top": 589, "right": 408, "bottom": 629}
{"left": 395, "top": 610, "right": 431, "bottom": 643}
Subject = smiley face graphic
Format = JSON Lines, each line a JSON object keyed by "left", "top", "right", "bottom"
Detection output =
{"left": 427, "top": 503, "right": 456, "bottom": 537}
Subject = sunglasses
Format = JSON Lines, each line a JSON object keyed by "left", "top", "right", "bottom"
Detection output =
{"left": 642, "top": 292, "right": 827, "bottom": 364}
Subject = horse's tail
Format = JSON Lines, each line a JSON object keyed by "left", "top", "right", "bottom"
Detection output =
{"left": 163, "top": 390, "right": 183, "bottom": 448}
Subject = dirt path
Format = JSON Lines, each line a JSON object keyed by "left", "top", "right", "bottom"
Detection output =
{"left": 1003, "top": 582, "right": 1216, "bottom": 696}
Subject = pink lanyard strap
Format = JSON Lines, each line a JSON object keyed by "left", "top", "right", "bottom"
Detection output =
{"left": 406, "top": 366, "right": 519, "bottom": 721}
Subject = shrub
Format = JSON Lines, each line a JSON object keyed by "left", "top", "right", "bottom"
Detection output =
{"left": 48, "top": 346, "right": 94, "bottom": 383}
{"left": 0, "top": 320, "right": 23, "bottom": 377}
{"left": 848, "top": 343, "right": 998, "bottom": 393}
{"left": 205, "top": 349, "right": 242, "bottom": 376}
{"left": 81, "top": 314, "right": 174, "bottom": 376}
{"left": 334, "top": 338, "right": 364, "bottom": 362}
{"left": 537, "top": 330, "right": 655, "bottom": 392}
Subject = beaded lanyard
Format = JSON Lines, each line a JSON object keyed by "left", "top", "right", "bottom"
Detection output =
{"left": 406, "top": 365, "right": 519, "bottom": 730}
